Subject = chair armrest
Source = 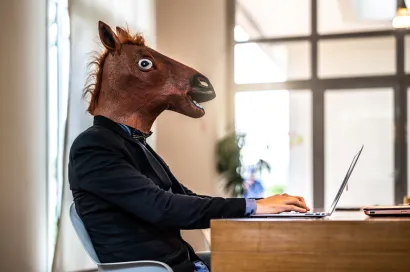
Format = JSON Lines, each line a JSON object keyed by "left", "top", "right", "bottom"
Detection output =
{"left": 98, "top": 260, "right": 173, "bottom": 272}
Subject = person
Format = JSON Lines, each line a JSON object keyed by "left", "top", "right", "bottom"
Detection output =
{"left": 69, "top": 21, "right": 310, "bottom": 272}
{"left": 243, "top": 168, "right": 265, "bottom": 199}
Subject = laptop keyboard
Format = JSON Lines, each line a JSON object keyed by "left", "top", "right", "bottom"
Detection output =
{"left": 288, "top": 211, "right": 326, "bottom": 215}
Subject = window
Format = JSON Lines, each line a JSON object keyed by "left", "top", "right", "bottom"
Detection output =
{"left": 47, "top": 0, "right": 70, "bottom": 270}
{"left": 325, "top": 89, "right": 394, "bottom": 207}
{"left": 318, "top": 37, "right": 395, "bottom": 78}
{"left": 234, "top": 40, "right": 310, "bottom": 84}
{"left": 233, "top": 0, "right": 409, "bottom": 208}
{"left": 318, "top": 0, "right": 396, "bottom": 34}
{"left": 235, "top": 0, "right": 311, "bottom": 40}
{"left": 235, "top": 90, "right": 313, "bottom": 205}
{"left": 233, "top": 20, "right": 313, "bottom": 202}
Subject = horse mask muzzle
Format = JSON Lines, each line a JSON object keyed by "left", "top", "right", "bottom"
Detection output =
{"left": 186, "top": 74, "right": 216, "bottom": 109}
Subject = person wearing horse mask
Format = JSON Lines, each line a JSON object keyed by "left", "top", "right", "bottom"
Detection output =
{"left": 68, "top": 21, "right": 310, "bottom": 272}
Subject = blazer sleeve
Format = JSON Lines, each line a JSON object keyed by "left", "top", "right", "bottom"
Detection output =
{"left": 71, "top": 129, "right": 246, "bottom": 230}
{"left": 179, "top": 184, "right": 212, "bottom": 199}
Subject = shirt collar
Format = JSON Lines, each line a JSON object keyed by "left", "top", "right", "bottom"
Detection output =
{"left": 92, "top": 115, "right": 153, "bottom": 140}
{"left": 117, "top": 123, "right": 153, "bottom": 139}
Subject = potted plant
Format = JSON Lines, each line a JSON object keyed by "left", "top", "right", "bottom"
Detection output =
{"left": 216, "top": 132, "right": 271, "bottom": 197}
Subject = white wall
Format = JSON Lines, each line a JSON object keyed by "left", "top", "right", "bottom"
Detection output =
{"left": 155, "top": 0, "right": 230, "bottom": 251}
{"left": 0, "top": 0, "right": 48, "bottom": 271}
{"left": 53, "top": 1, "right": 156, "bottom": 271}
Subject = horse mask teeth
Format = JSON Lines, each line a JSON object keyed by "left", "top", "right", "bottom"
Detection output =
{"left": 193, "top": 100, "right": 203, "bottom": 109}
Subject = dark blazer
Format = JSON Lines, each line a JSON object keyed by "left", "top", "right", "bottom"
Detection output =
{"left": 68, "top": 115, "right": 247, "bottom": 272}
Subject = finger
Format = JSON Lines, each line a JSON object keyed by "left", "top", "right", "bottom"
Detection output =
{"left": 293, "top": 195, "right": 304, "bottom": 202}
{"left": 283, "top": 205, "right": 307, "bottom": 213}
{"left": 293, "top": 196, "right": 310, "bottom": 210}
{"left": 284, "top": 197, "right": 309, "bottom": 210}
{"left": 283, "top": 194, "right": 305, "bottom": 204}
{"left": 285, "top": 194, "right": 305, "bottom": 204}
{"left": 285, "top": 194, "right": 304, "bottom": 203}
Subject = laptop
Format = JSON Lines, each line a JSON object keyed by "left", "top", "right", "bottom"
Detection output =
{"left": 251, "top": 145, "right": 364, "bottom": 218}
{"left": 363, "top": 205, "right": 410, "bottom": 216}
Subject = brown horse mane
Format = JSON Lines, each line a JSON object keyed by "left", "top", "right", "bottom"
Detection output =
{"left": 83, "top": 26, "right": 146, "bottom": 114}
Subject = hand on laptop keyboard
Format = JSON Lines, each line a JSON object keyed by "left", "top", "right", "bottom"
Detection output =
{"left": 289, "top": 211, "right": 314, "bottom": 215}
{"left": 255, "top": 193, "right": 310, "bottom": 215}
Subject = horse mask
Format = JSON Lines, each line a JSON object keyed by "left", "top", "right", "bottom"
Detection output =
{"left": 84, "top": 21, "right": 216, "bottom": 133}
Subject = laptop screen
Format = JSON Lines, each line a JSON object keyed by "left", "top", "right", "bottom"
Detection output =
{"left": 327, "top": 145, "right": 364, "bottom": 215}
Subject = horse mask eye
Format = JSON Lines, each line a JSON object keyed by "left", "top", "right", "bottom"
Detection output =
{"left": 138, "top": 59, "right": 153, "bottom": 71}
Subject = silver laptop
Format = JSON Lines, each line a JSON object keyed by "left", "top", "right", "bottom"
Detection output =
{"left": 251, "top": 145, "right": 363, "bottom": 218}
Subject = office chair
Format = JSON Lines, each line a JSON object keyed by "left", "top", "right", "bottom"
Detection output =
{"left": 69, "top": 203, "right": 173, "bottom": 272}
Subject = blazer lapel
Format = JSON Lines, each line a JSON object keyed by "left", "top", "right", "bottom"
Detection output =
{"left": 144, "top": 144, "right": 186, "bottom": 194}
{"left": 132, "top": 139, "right": 173, "bottom": 190}
{"left": 93, "top": 115, "right": 173, "bottom": 190}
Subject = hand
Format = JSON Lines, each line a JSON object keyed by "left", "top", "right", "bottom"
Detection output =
{"left": 255, "top": 193, "right": 310, "bottom": 214}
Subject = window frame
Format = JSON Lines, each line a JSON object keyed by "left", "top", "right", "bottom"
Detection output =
{"left": 230, "top": 0, "right": 410, "bottom": 208}
{"left": 46, "top": 0, "right": 70, "bottom": 270}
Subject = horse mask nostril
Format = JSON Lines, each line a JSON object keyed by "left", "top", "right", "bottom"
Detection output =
{"left": 192, "top": 74, "right": 212, "bottom": 90}
{"left": 197, "top": 77, "right": 209, "bottom": 88}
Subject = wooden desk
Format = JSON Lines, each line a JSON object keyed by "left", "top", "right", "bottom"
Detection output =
{"left": 210, "top": 212, "right": 410, "bottom": 272}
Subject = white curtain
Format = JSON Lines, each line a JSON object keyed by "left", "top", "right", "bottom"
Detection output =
{"left": 52, "top": 1, "right": 156, "bottom": 271}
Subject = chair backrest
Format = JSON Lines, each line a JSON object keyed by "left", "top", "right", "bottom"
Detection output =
{"left": 69, "top": 203, "right": 101, "bottom": 264}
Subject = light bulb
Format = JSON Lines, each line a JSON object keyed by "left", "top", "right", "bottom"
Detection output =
{"left": 393, "top": 2, "right": 410, "bottom": 29}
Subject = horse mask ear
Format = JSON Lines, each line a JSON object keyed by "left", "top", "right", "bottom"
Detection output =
{"left": 98, "top": 21, "right": 121, "bottom": 54}
{"left": 116, "top": 26, "right": 131, "bottom": 43}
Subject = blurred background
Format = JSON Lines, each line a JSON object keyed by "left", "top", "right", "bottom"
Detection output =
{"left": 1, "top": 0, "right": 409, "bottom": 271}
